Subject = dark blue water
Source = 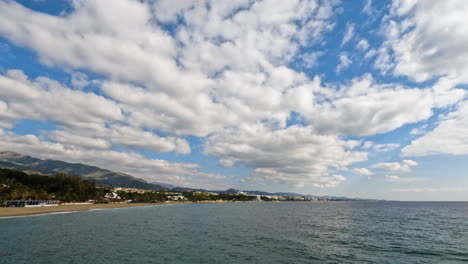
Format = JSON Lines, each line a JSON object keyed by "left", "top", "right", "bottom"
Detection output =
{"left": 1, "top": 202, "right": 467, "bottom": 263}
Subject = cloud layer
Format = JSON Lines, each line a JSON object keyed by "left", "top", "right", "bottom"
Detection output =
{"left": 0, "top": 0, "right": 467, "bottom": 191}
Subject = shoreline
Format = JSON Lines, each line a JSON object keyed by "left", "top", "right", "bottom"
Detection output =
{"left": 0, "top": 202, "right": 178, "bottom": 218}
{"left": 0, "top": 200, "right": 260, "bottom": 218}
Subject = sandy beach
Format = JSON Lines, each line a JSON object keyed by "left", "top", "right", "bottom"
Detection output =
{"left": 0, "top": 203, "right": 165, "bottom": 218}
{"left": 0, "top": 200, "right": 260, "bottom": 218}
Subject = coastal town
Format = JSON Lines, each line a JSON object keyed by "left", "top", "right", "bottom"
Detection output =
{"left": 0, "top": 167, "right": 338, "bottom": 213}
{"left": 2, "top": 187, "right": 333, "bottom": 208}
{"left": 105, "top": 187, "right": 332, "bottom": 203}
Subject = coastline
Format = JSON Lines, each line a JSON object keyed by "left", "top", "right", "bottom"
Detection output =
{"left": 0, "top": 202, "right": 172, "bottom": 218}
{"left": 0, "top": 200, "right": 261, "bottom": 218}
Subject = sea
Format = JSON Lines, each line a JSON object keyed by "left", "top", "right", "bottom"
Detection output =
{"left": 0, "top": 201, "right": 467, "bottom": 263}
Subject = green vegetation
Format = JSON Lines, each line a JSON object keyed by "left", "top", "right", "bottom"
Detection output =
{"left": 116, "top": 191, "right": 167, "bottom": 203}
{"left": 115, "top": 191, "right": 258, "bottom": 203}
{"left": 0, "top": 151, "right": 164, "bottom": 190}
{"left": 0, "top": 168, "right": 260, "bottom": 204}
{"left": 182, "top": 192, "right": 257, "bottom": 202}
{"left": 0, "top": 168, "right": 108, "bottom": 203}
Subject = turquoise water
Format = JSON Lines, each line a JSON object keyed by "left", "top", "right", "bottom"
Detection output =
{"left": 1, "top": 202, "right": 467, "bottom": 263}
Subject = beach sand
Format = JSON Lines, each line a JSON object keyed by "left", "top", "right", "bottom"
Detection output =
{"left": 0, "top": 203, "right": 164, "bottom": 217}
{"left": 0, "top": 200, "right": 263, "bottom": 218}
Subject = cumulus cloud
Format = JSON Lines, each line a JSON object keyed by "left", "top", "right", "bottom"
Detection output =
{"left": 0, "top": 70, "right": 190, "bottom": 154}
{"left": 353, "top": 168, "right": 374, "bottom": 176}
{"left": 298, "top": 52, "right": 324, "bottom": 69}
{"left": 361, "top": 142, "right": 400, "bottom": 152}
{"left": 402, "top": 101, "right": 468, "bottom": 156}
{"left": 50, "top": 126, "right": 191, "bottom": 154}
{"left": 372, "top": 160, "right": 418, "bottom": 172}
{"left": 336, "top": 53, "right": 352, "bottom": 72}
{"left": 0, "top": 70, "right": 123, "bottom": 130}
{"left": 49, "top": 130, "right": 111, "bottom": 150}
{"left": 0, "top": 129, "right": 225, "bottom": 189}
{"left": 70, "top": 72, "right": 89, "bottom": 89}
{"left": 300, "top": 75, "right": 465, "bottom": 136}
{"left": 204, "top": 124, "right": 367, "bottom": 187}
{"left": 409, "top": 125, "right": 427, "bottom": 136}
{"left": 382, "top": 0, "right": 468, "bottom": 83}
{"left": 377, "top": 1, "right": 468, "bottom": 159}
{"left": 385, "top": 175, "right": 424, "bottom": 183}
{"left": 0, "top": 0, "right": 338, "bottom": 138}
{"left": 357, "top": 39, "right": 369, "bottom": 51}
{"left": 0, "top": 0, "right": 359, "bottom": 188}
{"left": 0, "top": 0, "right": 464, "bottom": 190}
{"left": 373, "top": 143, "right": 400, "bottom": 152}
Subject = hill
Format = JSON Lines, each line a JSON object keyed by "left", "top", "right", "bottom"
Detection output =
{"left": 0, "top": 151, "right": 164, "bottom": 190}
{"left": 0, "top": 152, "right": 362, "bottom": 200}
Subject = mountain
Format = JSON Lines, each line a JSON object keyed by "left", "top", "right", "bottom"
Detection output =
{"left": 151, "top": 182, "right": 176, "bottom": 189}
{"left": 0, "top": 151, "right": 363, "bottom": 200}
{"left": 0, "top": 151, "right": 164, "bottom": 190}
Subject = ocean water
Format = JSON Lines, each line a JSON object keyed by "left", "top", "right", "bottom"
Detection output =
{"left": 0, "top": 201, "right": 467, "bottom": 263}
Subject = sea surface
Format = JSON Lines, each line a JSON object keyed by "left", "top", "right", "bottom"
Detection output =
{"left": 0, "top": 201, "right": 467, "bottom": 263}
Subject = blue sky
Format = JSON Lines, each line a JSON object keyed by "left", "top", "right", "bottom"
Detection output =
{"left": 0, "top": 0, "right": 467, "bottom": 200}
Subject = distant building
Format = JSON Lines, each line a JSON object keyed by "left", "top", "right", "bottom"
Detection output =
{"left": 113, "top": 187, "right": 154, "bottom": 194}
{"left": 167, "top": 195, "right": 187, "bottom": 201}
{"left": 292, "top": 196, "right": 305, "bottom": 201}
{"left": 104, "top": 192, "right": 121, "bottom": 199}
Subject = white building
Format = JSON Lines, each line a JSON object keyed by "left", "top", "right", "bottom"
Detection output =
{"left": 168, "top": 195, "right": 187, "bottom": 201}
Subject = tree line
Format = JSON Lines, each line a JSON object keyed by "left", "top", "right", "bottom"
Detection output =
{"left": 0, "top": 168, "right": 108, "bottom": 203}
{"left": 0, "top": 168, "right": 268, "bottom": 204}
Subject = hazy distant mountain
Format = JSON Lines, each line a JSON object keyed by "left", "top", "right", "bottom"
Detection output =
{"left": 151, "top": 182, "right": 176, "bottom": 189}
{"left": 0, "top": 151, "right": 361, "bottom": 200}
{"left": 0, "top": 151, "right": 164, "bottom": 190}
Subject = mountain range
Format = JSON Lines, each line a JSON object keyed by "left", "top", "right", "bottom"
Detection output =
{"left": 0, "top": 151, "right": 361, "bottom": 200}
{"left": 0, "top": 151, "right": 164, "bottom": 190}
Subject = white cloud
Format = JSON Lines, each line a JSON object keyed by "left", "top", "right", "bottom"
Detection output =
{"left": 298, "top": 51, "right": 323, "bottom": 69}
{"left": 336, "top": 53, "right": 352, "bottom": 72}
{"left": 409, "top": 125, "right": 427, "bottom": 135}
{"left": 382, "top": 0, "right": 468, "bottom": 83}
{"left": 353, "top": 168, "right": 374, "bottom": 176}
{"left": 52, "top": 126, "right": 191, "bottom": 155}
{"left": 0, "top": 0, "right": 359, "bottom": 188}
{"left": 357, "top": 39, "right": 369, "bottom": 51}
{"left": 300, "top": 75, "right": 465, "bottom": 136}
{"left": 49, "top": 130, "right": 111, "bottom": 150}
{"left": 0, "top": 0, "right": 341, "bottom": 139}
{"left": 204, "top": 124, "right": 367, "bottom": 187}
{"left": 0, "top": 129, "right": 225, "bottom": 189}
{"left": 341, "top": 23, "right": 355, "bottom": 46}
{"left": 361, "top": 0, "right": 373, "bottom": 15}
{"left": 0, "top": 70, "right": 192, "bottom": 154}
{"left": 361, "top": 141, "right": 374, "bottom": 149}
{"left": 70, "top": 72, "right": 89, "bottom": 89}
{"left": 402, "top": 159, "right": 418, "bottom": 166}
{"left": 391, "top": 187, "right": 468, "bottom": 193}
{"left": 385, "top": 175, "right": 424, "bottom": 183}
{"left": 373, "top": 143, "right": 400, "bottom": 152}
{"left": 0, "top": 70, "right": 123, "bottom": 130}
{"left": 402, "top": 100, "right": 468, "bottom": 156}
{"left": 372, "top": 159, "right": 418, "bottom": 172}
{"left": 359, "top": 142, "right": 399, "bottom": 152}
{"left": 1, "top": 0, "right": 465, "bottom": 190}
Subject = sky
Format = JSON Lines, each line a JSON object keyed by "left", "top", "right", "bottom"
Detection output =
{"left": 0, "top": 0, "right": 467, "bottom": 201}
